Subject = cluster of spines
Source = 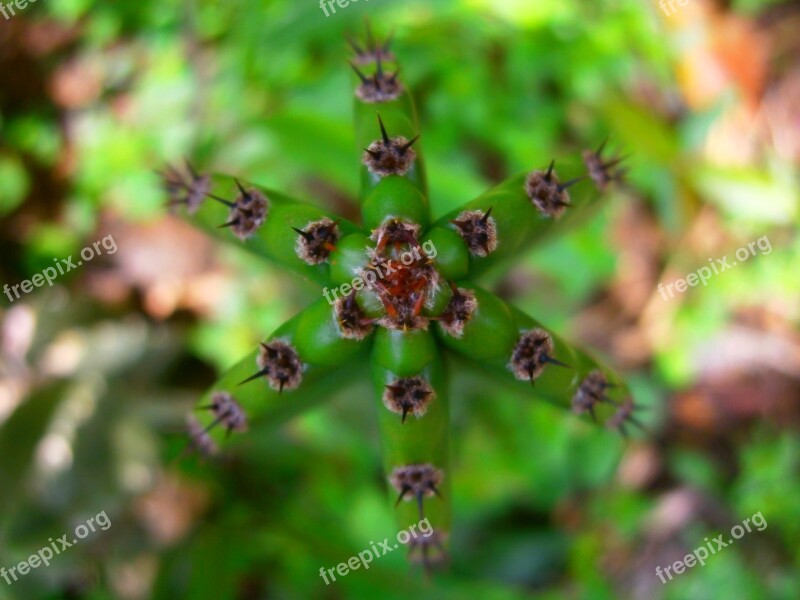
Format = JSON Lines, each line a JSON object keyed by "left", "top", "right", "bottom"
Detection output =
{"left": 582, "top": 139, "right": 628, "bottom": 191}
{"left": 348, "top": 32, "right": 402, "bottom": 103}
{"left": 185, "top": 391, "right": 249, "bottom": 457}
{"left": 241, "top": 340, "right": 305, "bottom": 393}
{"left": 362, "top": 115, "right": 420, "bottom": 177}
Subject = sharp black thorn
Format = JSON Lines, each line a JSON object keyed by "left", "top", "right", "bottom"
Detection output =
{"left": 218, "top": 218, "right": 240, "bottom": 229}
{"left": 399, "top": 134, "right": 420, "bottom": 154}
{"left": 364, "top": 147, "right": 382, "bottom": 159}
{"left": 557, "top": 176, "right": 586, "bottom": 192}
{"left": 416, "top": 491, "right": 424, "bottom": 520}
{"left": 545, "top": 159, "right": 555, "bottom": 180}
{"left": 596, "top": 138, "right": 608, "bottom": 156}
{"left": 377, "top": 114, "right": 391, "bottom": 145}
{"left": 234, "top": 178, "right": 248, "bottom": 198}
{"left": 395, "top": 486, "right": 410, "bottom": 506}
{"left": 481, "top": 207, "right": 493, "bottom": 223}
{"left": 383, "top": 29, "right": 395, "bottom": 53}
{"left": 205, "top": 192, "right": 236, "bottom": 208}
{"left": 200, "top": 412, "right": 228, "bottom": 436}
{"left": 375, "top": 54, "right": 384, "bottom": 80}
{"left": 292, "top": 226, "right": 314, "bottom": 242}
{"left": 184, "top": 158, "right": 199, "bottom": 179}
{"left": 349, "top": 62, "right": 369, "bottom": 84}
{"left": 238, "top": 368, "right": 270, "bottom": 386}
{"left": 401, "top": 403, "right": 410, "bottom": 424}
{"left": 544, "top": 355, "right": 570, "bottom": 368}
{"left": 345, "top": 35, "right": 364, "bottom": 56}
{"left": 602, "top": 156, "right": 627, "bottom": 169}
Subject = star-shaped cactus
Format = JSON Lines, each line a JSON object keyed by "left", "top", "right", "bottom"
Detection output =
{"left": 162, "top": 26, "right": 633, "bottom": 572}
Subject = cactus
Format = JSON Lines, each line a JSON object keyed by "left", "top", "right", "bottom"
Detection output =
{"left": 163, "top": 26, "right": 633, "bottom": 572}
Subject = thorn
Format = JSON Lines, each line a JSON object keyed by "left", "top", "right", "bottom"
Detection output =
{"left": 238, "top": 368, "right": 270, "bottom": 386}
{"left": 375, "top": 53, "right": 384, "bottom": 81}
{"left": 218, "top": 218, "right": 240, "bottom": 229}
{"left": 345, "top": 35, "right": 364, "bottom": 56}
{"left": 234, "top": 178, "right": 249, "bottom": 199}
{"left": 416, "top": 491, "right": 424, "bottom": 520}
{"left": 401, "top": 403, "right": 410, "bottom": 424}
{"left": 428, "top": 483, "right": 442, "bottom": 498}
{"left": 388, "top": 69, "right": 400, "bottom": 83}
{"left": 480, "top": 207, "right": 493, "bottom": 223}
{"left": 349, "top": 62, "right": 369, "bottom": 84}
{"left": 184, "top": 158, "right": 199, "bottom": 179}
{"left": 545, "top": 159, "right": 555, "bottom": 180}
{"left": 278, "top": 377, "right": 286, "bottom": 394}
{"left": 383, "top": 29, "right": 395, "bottom": 53}
{"left": 399, "top": 134, "right": 420, "bottom": 155}
{"left": 377, "top": 113, "right": 390, "bottom": 145}
{"left": 364, "top": 147, "right": 382, "bottom": 159}
{"left": 200, "top": 412, "right": 228, "bottom": 436}
{"left": 395, "top": 486, "right": 411, "bottom": 506}
{"left": 544, "top": 355, "right": 570, "bottom": 368}
{"left": 292, "top": 226, "right": 314, "bottom": 242}
{"left": 596, "top": 138, "right": 608, "bottom": 156}
{"left": 589, "top": 406, "right": 597, "bottom": 422}
{"left": 205, "top": 192, "right": 236, "bottom": 208}
{"left": 557, "top": 176, "right": 586, "bottom": 192}
{"left": 602, "top": 155, "right": 627, "bottom": 169}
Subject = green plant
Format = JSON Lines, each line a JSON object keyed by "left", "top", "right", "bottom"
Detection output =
{"left": 162, "top": 26, "right": 632, "bottom": 572}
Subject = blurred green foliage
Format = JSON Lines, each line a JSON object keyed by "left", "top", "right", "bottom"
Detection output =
{"left": 0, "top": 0, "right": 798, "bottom": 599}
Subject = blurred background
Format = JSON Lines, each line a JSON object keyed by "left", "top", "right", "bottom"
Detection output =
{"left": 0, "top": 0, "right": 798, "bottom": 598}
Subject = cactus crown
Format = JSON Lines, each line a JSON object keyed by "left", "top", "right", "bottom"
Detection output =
{"left": 163, "top": 24, "right": 636, "bottom": 573}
